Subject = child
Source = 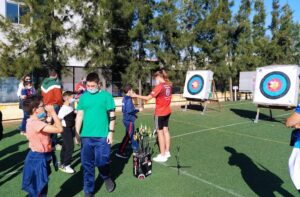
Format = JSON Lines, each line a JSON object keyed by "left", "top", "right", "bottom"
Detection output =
{"left": 22, "top": 95, "right": 63, "bottom": 197}
{"left": 76, "top": 72, "right": 116, "bottom": 194}
{"left": 132, "top": 68, "right": 172, "bottom": 162}
{"left": 20, "top": 80, "right": 36, "bottom": 134}
{"left": 58, "top": 91, "right": 76, "bottom": 174}
{"left": 286, "top": 104, "right": 300, "bottom": 193}
{"left": 115, "top": 84, "right": 141, "bottom": 159}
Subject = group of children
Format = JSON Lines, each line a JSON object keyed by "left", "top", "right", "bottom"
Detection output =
{"left": 21, "top": 69, "right": 172, "bottom": 196}
{"left": 18, "top": 66, "right": 300, "bottom": 195}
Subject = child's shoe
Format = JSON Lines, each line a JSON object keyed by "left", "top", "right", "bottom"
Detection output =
{"left": 59, "top": 165, "right": 75, "bottom": 174}
{"left": 153, "top": 154, "right": 168, "bottom": 162}
{"left": 165, "top": 151, "right": 171, "bottom": 158}
{"left": 104, "top": 178, "right": 115, "bottom": 192}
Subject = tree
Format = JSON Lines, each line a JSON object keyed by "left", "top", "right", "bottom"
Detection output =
{"left": 195, "top": 0, "right": 234, "bottom": 93}
{"left": 178, "top": 0, "right": 207, "bottom": 70}
{"left": 0, "top": 0, "right": 70, "bottom": 78}
{"left": 69, "top": 0, "right": 113, "bottom": 81}
{"left": 70, "top": 0, "right": 134, "bottom": 89}
{"left": 152, "top": 0, "right": 181, "bottom": 69}
{"left": 232, "top": 0, "right": 255, "bottom": 73}
{"left": 252, "top": 0, "right": 268, "bottom": 68}
{"left": 277, "top": 3, "right": 294, "bottom": 63}
{"left": 291, "top": 23, "right": 300, "bottom": 65}
{"left": 123, "top": 0, "right": 156, "bottom": 101}
{"left": 267, "top": 0, "right": 281, "bottom": 64}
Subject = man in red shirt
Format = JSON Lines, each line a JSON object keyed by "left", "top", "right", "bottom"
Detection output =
{"left": 133, "top": 69, "right": 172, "bottom": 162}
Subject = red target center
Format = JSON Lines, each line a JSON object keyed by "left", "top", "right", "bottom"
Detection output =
{"left": 192, "top": 81, "right": 199, "bottom": 89}
{"left": 267, "top": 79, "right": 282, "bottom": 92}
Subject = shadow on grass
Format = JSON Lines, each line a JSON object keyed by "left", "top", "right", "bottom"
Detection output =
{"left": 225, "top": 146, "right": 294, "bottom": 197}
{"left": 0, "top": 140, "right": 27, "bottom": 157}
{"left": 55, "top": 167, "right": 83, "bottom": 197}
{"left": 0, "top": 148, "right": 28, "bottom": 187}
{"left": 3, "top": 129, "right": 20, "bottom": 139}
{"left": 230, "top": 108, "right": 283, "bottom": 123}
{"left": 180, "top": 104, "right": 204, "bottom": 112}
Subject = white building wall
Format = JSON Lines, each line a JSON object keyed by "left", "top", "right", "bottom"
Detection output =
{"left": 0, "top": 0, "right": 6, "bottom": 17}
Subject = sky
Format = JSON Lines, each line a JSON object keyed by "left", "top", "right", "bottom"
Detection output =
{"left": 232, "top": 0, "right": 300, "bottom": 26}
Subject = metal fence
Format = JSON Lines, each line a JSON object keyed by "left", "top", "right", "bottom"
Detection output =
{"left": 0, "top": 77, "right": 19, "bottom": 103}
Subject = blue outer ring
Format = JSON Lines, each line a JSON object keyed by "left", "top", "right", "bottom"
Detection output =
{"left": 187, "top": 75, "right": 204, "bottom": 95}
{"left": 259, "top": 71, "right": 290, "bottom": 99}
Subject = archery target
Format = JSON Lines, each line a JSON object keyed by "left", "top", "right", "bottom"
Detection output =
{"left": 183, "top": 70, "right": 213, "bottom": 99}
{"left": 187, "top": 75, "right": 204, "bottom": 95}
{"left": 253, "top": 65, "right": 300, "bottom": 106}
{"left": 259, "top": 71, "right": 290, "bottom": 99}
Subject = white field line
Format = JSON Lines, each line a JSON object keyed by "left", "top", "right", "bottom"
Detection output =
{"left": 138, "top": 101, "right": 253, "bottom": 117}
{"left": 159, "top": 162, "right": 245, "bottom": 197}
{"left": 171, "top": 121, "right": 250, "bottom": 139}
{"left": 169, "top": 112, "right": 291, "bottom": 141}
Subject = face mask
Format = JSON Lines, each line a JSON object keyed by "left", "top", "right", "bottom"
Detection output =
{"left": 37, "top": 112, "right": 46, "bottom": 120}
{"left": 87, "top": 88, "right": 99, "bottom": 94}
{"left": 69, "top": 98, "right": 75, "bottom": 104}
{"left": 153, "top": 79, "right": 159, "bottom": 86}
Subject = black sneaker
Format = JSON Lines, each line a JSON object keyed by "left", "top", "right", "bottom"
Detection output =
{"left": 104, "top": 178, "right": 115, "bottom": 192}
{"left": 84, "top": 193, "right": 94, "bottom": 197}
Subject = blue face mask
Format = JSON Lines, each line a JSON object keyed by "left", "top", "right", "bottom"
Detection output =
{"left": 37, "top": 112, "right": 46, "bottom": 120}
{"left": 87, "top": 88, "right": 99, "bottom": 94}
{"left": 69, "top": 98, "right": 75, "bottom": 104}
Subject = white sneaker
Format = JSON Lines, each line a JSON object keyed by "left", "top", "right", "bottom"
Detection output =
{"left": 165, "top": 151, "right": 171, "bottom": 158}
{"left": 59, "top": 165, "right": 75, "bottom": 174}
{"left": 153, "top": 154, "right": 168, "bottom": 163}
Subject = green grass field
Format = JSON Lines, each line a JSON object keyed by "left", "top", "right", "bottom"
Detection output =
{"left": 0, "top": 101, "right": 298, "bottom": 197}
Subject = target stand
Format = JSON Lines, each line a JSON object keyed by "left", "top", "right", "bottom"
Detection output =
{"left": 183, "top": 80, "right": 221, "bottom": 115}
{"left": 254, "top": 105, "right": 294, "bottom": 123}
{"left": 253, "top": 65, "right": 300, "bottom": 123}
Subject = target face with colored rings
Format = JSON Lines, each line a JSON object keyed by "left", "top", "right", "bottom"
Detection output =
{"left": 259, "top": 71, "right": 290, "bottom": 99}
{"left": 187, "top": 75, "right": 204, "bottom": 95}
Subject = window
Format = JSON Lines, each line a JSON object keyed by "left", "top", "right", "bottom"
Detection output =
{"left": 6, "top": 2, "right": 29, "bottom": 24}
{"left": 6, "top": 3, "right": 18, "bottom": 23}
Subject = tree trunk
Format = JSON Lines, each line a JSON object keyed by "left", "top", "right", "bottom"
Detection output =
{"left": 138, "top": 78, "right": 142, "bottom": 108}
{"left": 229, "top": 77, "right": 233, "bottom": 101}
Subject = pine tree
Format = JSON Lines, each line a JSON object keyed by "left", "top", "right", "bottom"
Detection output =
{"left": 277, "top": 3, "right": 294, "bottom": 64}
{"left": 152, "top": 0, "right": 181, "bottom": 69}
{"left": 252, "top": 0, "right": 268, "bottom": 68}
{"left": 232, "top": 0, "right": 255, "bottom": 73}
{"left": 195, "top": 0, "right": 234, "bottom": 91}
{"left": 291, "top": 22, "right": 300, "bottom": 65}
{"left": 267, "top": 0, "right": 281, "bottom": 64}
{"left": 70, "top": 0, "right": 134, "bottom": 88}
{"left": 178, "top": 0, "right": 206, "bottom": 70}
{"left": 122, "top": 0, "right": 156, "bottom": 97}
{"left": 0, "top": 0, "right": 70, "bottom": 78}
{"left": 69, "top": 0, "right": 113, "bottom": 72}
{"left": 108, "top": 0, "right": 134, "bottom": 84}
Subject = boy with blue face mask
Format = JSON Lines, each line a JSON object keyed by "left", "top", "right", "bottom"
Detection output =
{"left": 76, "top": 72, "right": 116, "bottom": 196}
{"left": 58, "top": 91, "right": 77, "bottom": 174}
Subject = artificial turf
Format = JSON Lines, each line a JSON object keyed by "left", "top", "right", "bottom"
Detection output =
{"left": 0, "top": 101, "right": 298, "bottom": 196}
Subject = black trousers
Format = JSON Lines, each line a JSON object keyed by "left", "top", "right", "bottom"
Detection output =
{"left": 60, "top": 126, "right": 74, "bottom": 166}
